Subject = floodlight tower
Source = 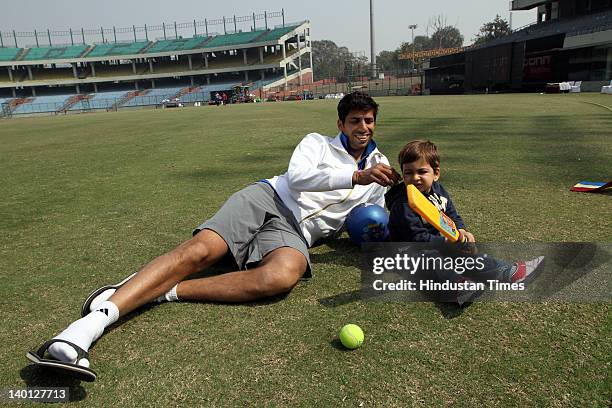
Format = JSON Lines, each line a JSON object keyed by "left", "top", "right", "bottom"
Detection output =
{"left": 409, "top": 24, "right": 417, "bottom": 47}
{"left": 370, "top": 0, "right": 377, "bottom": 78}
{"left": 409, "top": 24, "right": 417, "bottom": 71}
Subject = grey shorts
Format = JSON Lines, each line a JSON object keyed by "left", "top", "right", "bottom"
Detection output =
{"left": 193, "top": 182, "right": 312, "bottom": 278}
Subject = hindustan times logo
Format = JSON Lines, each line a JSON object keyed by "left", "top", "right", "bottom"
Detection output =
{"left": 372, "top": 253, "right": 486, "bottom": 275}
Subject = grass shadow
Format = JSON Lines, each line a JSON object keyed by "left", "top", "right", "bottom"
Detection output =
{"left": 19, "top": 365, "right": 87, "bottom": 401}
{"left": 329, "top": 338, "right": 355, "bottom": 352}
{"left": 309, "top": 237, "right": 361, "bottom": 268}
{"left": 433, "top": 302, "right": 468, "bottom": 319}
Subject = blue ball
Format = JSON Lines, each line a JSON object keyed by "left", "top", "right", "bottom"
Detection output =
{"left": 346, "top": 203, "right": 389, "bottom": 245}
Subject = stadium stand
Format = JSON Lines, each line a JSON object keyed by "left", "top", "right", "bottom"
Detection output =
{"left": 93, "top": 64, "right": 140, "bottom": 78}
{"left": 145, "top": 36, "right": 210, "bottom": 53}
{"left": 67, "top": 95, "right": 93, "bottom": 111}
{"left": 123, "top": 87, "right": 183, "bottom": 107}
{"left": 0, "top": 22, "right": 306, "bottom": 63}
{"left": 12, "top": 95, "right": 69, "bottom": 114}
{"left": 85, "top": 41, "right": 151, "bottom": 58}
{"left": 427, "top": 5, "right": 611, "bottom": 94}
{"left": 0, "top": 16, "right": 312, "bottom": 112}
{"left": 88, "top": 91, "right": 129, "bottom": 110}
{"left": 145, "top": 61, "right": 193, "bottom": 75}
{"left": 256, "top": 25, "right": 301, "bottom": 42}
{"left": 21, "top": 45, "right": 89, "bottom": 61}
{"left": 111, "top": 90, "right": 150, "bottom": 110}
{"left": 28, "top": 67, "right": 75, "bottom": 81}
{"left": 471, "top": 9, "right": 612, "bottom": 50}
{"left": 0, "top": 48, "right": 22, "bottom": 61}
{"left": 205, "top": 30, "right": 264, "bottom": 48}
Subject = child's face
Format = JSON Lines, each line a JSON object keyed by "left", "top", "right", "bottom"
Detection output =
{"left": 402, "top": 158, "right": 440, "bottom": 193}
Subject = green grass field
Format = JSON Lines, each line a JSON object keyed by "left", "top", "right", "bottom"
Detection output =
{"left": 1, "top": 94, "right": 611, "bottom": 407}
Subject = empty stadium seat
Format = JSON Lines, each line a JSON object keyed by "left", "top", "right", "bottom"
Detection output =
{"left": 88, "top": 91, "right": 130, "bottom": 109}
{"left": 0, "top": 47, "right": 22, "bottom": 61}
{"left": 86, "top": 41, "right": 150, "bottom": 58}
{"left": 123, "top": 87, "right": 184, "bottom": 107}
{"left": 22, "top": 45, "right": 88, "bottom": 61}
{"left": 146, "top": 37, "right": 209, "bottom": 53}
{"left": 206, "top": 31, "right": 263, "bottom": 48}
{"left": 256, "top": 24, "right": 301, "bottom": 42}
{"left": 12, "top": 94, "right": 70, "bottom": 114}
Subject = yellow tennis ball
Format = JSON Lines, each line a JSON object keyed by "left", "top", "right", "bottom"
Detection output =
{"left": 339, "top": 324, "right": 364, "bottom": 349}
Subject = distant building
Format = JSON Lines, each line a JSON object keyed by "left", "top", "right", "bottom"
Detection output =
{"left": 425, "top": 1, "right": 612, "bottom": 93}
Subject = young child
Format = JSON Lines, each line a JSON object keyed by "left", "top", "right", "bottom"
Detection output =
{"left": 384, "top": 140, "right": 544, "bottom": 303}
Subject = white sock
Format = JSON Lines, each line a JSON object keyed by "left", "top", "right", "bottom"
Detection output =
{"left": 49, "top": 301, "right": 119, "bottom": 366}
{"left": 155, "top": 284, "right": 179, "bottom": 303}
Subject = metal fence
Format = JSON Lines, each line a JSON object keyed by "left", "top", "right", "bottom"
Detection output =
{"left": 263, "top": 74, "right": 423, "bottom": 100}
{"left": 0, "top": 74, "right": 424, "bottom": 118}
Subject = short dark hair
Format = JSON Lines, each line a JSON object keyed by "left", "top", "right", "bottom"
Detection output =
{"left": 337, "top": 92, "right": 379, "bottom": 123}
{"left": 398, "top": 140, "right": 440, "bottom": 170}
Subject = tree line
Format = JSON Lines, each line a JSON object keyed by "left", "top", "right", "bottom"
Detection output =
{"left": 311, "top": 14, "right": 511, "bottom": 81}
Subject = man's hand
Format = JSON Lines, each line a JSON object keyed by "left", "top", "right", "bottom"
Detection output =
{"left": 353, "top": 164, "right": 401, "bottom": 187}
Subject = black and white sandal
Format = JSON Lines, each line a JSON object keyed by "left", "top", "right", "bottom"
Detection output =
{"left": 26, "top": 339, "right": 97, "bottom": 382}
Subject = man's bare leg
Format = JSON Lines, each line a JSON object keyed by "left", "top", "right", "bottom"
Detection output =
{"left": 177, "top": 246, "right": 308, "bottom": 302}
{"left": 46, "top": 229, "right": 229, "bottom": 364}
{"left": 109, "top": 229, "right": 229, "bottom": 315}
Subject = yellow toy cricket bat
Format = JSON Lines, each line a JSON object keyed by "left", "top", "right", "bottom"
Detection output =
{"left": 406, "top": 184, "right": 463, "bottom": 243}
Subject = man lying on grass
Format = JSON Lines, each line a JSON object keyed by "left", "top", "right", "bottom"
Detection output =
{"left": 27, "top": 92, "right": 401, "bottom": 381}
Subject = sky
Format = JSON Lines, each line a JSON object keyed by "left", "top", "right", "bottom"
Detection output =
{"left": 0, "top": 0, "right": 537, "bottom": 53}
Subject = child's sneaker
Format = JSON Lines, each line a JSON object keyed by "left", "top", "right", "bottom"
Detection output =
{"left": 511, "top": 256, "right": 545, "bottom": 283}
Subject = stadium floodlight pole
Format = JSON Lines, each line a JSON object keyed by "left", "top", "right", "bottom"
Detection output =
{"left": 409, "top": 24, "right": 417, "bottom": 70}
{"left": 409, "top": 24, "right": 417, "bottom": 45}
{"left": 370, "top": 0, "right": 376, "bottom": 78}
{"left": 163, "top": 23, "right": 166, "bottom": 40}
{"left": 47, "top": 29, "right": 51, "bottom": 46}
{"left": 69, "top": 28, "right": 74, "bottom": 46}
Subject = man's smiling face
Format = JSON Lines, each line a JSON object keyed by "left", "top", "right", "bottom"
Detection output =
{"left": 337, "top": 109, "right": 376, "bottom": 159}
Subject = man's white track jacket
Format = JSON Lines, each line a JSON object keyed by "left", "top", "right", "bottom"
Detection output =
{"left": 266, "top": 132, "right": 390, "bottom": 246}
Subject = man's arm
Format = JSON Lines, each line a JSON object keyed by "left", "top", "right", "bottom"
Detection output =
{"left": 286, "top": 134, "right": 398, "bottom": 192}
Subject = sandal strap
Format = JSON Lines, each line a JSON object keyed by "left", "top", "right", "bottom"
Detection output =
{"left": 35, "top": 339, "right": 89, "bottom": 361}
